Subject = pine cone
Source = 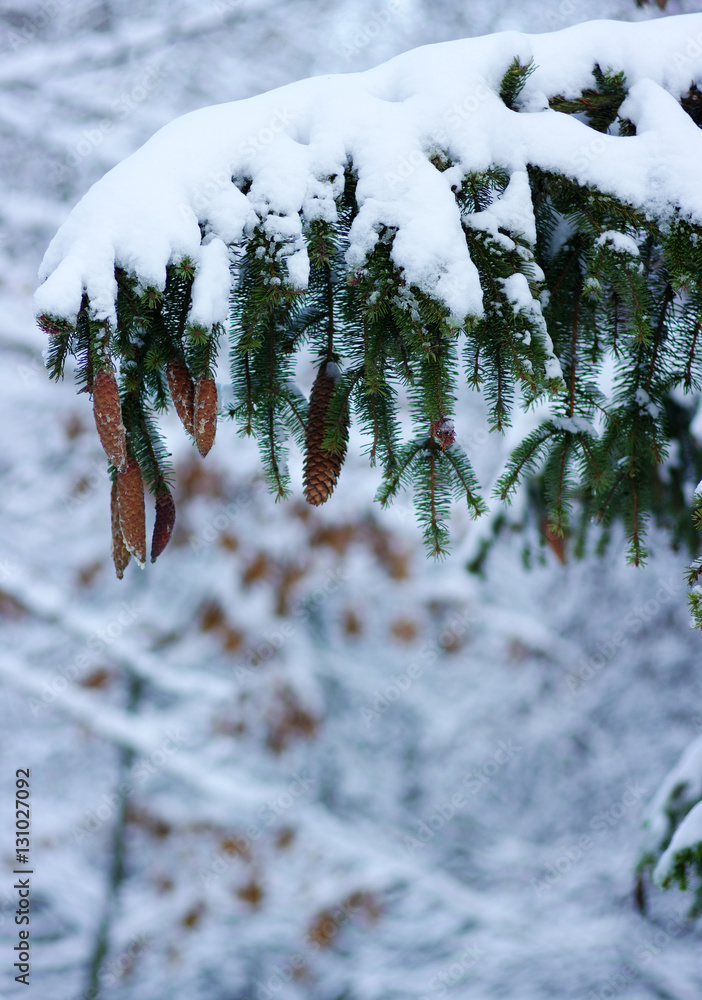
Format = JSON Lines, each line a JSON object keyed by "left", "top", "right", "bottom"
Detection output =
{"left": 117, "top": 455, "right": 146, "bottom": 567}
{"left": 194, "top": 375, "right": 218, "bottom": 457}
{"left": 430, "top": 416, "right": 456, "bottom": 452}
{"left": 166, "top": 359, "right": 195, "bottom": 436}
{"left": 93, "top": 369, "right": 127, "bottom": 471}
{"left": 303, "top": 363, "right": 348, "bottom": 506}
{"left": 110, "top": 479, "right": 131, "bottom": 579}
{"left": 151, "top": 491, "right": 176, "bottom": 563}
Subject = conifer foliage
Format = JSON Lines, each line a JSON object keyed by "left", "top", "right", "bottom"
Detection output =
{"left": 637, "top": 732, "right": 702, "bottom": 917}
{"left": 36, "top": 19, "right": 702, "bottom": 621}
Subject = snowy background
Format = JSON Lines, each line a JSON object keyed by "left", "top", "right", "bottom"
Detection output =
{"left": 1, "top": 1, "right": 702, "bottom": 998}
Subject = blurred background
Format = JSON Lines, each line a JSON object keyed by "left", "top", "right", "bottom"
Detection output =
{"left": 1, "top": 1, "right": 702, "bottom": 997}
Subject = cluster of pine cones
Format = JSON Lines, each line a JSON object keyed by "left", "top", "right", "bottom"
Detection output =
{"left": 92, "top": 360, "right": 346, "bottom": 578}
{"left": 92, "top": 363, "right": 216, "bottom": 578}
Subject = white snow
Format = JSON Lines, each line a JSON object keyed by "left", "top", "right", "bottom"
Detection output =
{"left": 35, "top": 15, "right": 702, "bottom": 342}
{"left": 635, "top": 385, "right": 661, "bottom": 417}
{"left": 465, "top": 170, "right": 538, "bottom": 246}
{"left": 8, "top": 4, "right": 702, "bottom": 998}
{"left": 551, "top": 415, "right": 597, "bottom": 435}
{"left": 188, "top": 237, "right": 232, "bottom": 330}
{"left": 642, "top": 734, "right": 702, "bottom": 853}
{"left": 654, "top": 802, "right": 702, "bottom": 885}
{"left": 595, "top": 230, "right": 640, "bottom": 256}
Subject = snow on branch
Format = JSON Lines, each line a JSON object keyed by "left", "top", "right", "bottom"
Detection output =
{"left": 32, "top": 14, "right": 702, "bottom": 578}
{"left": 35, "top": 15, "right": 702, "bottom": 325}
{"left": 3, "top": 567, "right": 232, "bottom": 702}
{"left": 653, "top": 801, "right": 702, "bottom": 887}
{"left": 639, "top": 734, "right": 702, "bottom": 911}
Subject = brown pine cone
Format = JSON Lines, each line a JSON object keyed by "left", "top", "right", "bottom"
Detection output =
{"left": 93, "top": 369, "right": 127, "bottom": 471}
{"left": 303, "top": 363, "right": 348, "bottom": 506}
{"left": 430, "top": 416, "right": 456, "bottom": 452}
{"left": 117, "top": 455, "right": 146, "bottom": 567}
{"left": 194, "top": 375, "right": 218, "bottom": 457}
{"left": 166, "top": 359, "right": 195, "bottom": 436}
{"left": 110, "top": 478, "right": 131, "bottom": 579}
{"left": 151, "top": 491, "right": 176, "bottom": 563}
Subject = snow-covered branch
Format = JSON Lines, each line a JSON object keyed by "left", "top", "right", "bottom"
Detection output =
{"left": 36, "top": 15, "right": 702, "bottom": 325}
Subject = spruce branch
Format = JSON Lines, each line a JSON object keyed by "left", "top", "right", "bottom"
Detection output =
{"left": 38, "top": 46, "right": 702, "bottom": 582}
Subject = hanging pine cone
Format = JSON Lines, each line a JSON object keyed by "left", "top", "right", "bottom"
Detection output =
{"left": 166, "top": 359, "right": 195, "bottom": 436}
{"left": 430, "top": 416, "right": 456, "bottom": 452}
{"left": 194, "top": 375, "right": 218, "bottom": 457}
{"left": 151, "top": 491, "right": 176, "bottom": 563}
{"left": 303, "top": 362, "right": 348, "bottom": 506}
{"left": 116, "top": 455, "right": 146, "bottom": 567}
{"left": 92, "top": 368, "right": 127, "bottom": 470}
{"left": 110, "top": 478, "right": 131, "bottom": 579}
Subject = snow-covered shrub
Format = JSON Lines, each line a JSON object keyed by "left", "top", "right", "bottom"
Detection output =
{"left": 640, "top": 735, "right": 702, "bottom": 914}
